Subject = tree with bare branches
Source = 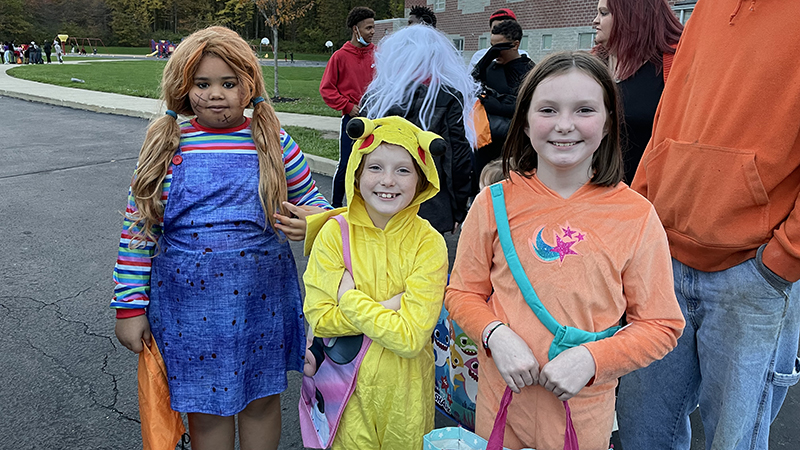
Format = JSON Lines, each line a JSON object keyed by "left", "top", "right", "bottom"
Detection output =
{"left": 251, "top": 0, "right": 314, "bottom": 98}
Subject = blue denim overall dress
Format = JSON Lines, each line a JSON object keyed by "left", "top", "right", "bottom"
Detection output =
{"left": 148, "top": 131, "right": 305, "bottom": 416}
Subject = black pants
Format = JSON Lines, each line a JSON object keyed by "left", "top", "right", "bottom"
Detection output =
{"left": 45, "top": 51, "right": 51, "bottom": 63}
{"left": 332, "top": 115, "right": 355, "bottom": 208}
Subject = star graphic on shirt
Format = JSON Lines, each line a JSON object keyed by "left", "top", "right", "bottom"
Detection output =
{"left": 562, "top": 226, "right": 576, "bottom": 239}
{"left": 576, "top": 232, "right": 585, "bottom": 242}
{"left": 552, "top": 235, "right": 579, "bottom": 262}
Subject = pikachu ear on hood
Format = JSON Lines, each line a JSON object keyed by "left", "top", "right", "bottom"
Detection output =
{"left": 346, "top": 117, "right": 375, "bottom": 141}
{"left": 416, "top": 130, "right": 446, "bottom": 157}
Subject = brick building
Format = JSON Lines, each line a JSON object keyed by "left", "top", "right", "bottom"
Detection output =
{"left": 394, "top": 0, "right": 695, "bottom": 63}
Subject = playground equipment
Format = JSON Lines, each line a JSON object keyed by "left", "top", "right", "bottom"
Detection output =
{"left": 66, "top": 37, "right": 107, "bottom": 54}
{"left": 149, "top": 40, "right": 176, "bottom": 58}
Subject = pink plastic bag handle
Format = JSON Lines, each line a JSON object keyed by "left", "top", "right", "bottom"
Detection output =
{"left": 331, "top": 215, "right": 352, "bottom": 274}
{"left": 486, "top": 387, "right": 579, "bottom": 450}
{"left": 563, "top": 400, "right": 579, "bottom": 450}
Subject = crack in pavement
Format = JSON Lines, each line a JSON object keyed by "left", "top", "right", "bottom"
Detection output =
{"left": 7, "top": 289, "right": 140, "bottom": 424}
{"left": 0, "top": 156, "right": 139, "bottom": 180}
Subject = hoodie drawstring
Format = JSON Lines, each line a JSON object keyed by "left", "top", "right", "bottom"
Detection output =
{"left": 730, "top": 0, "right": 756, "bottom": 24}
{"left": 730, "top": 0, "right": 743, "bottom": 23}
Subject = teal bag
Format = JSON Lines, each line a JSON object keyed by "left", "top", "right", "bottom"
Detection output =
{"left": 489, "top": 183, "right": 620, "bottom": 360}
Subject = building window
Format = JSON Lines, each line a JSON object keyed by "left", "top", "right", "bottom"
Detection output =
{"left": 675, "top": 8, "right": 693, "bottom": 24}
{"left": 541, "top": 34, "right": 553, "bottom": 51}
{"left": 673, "top": 2, "right": 695, "bottom": 24}
{"left": 479, "top": 36, "right": 488, "bottom": 50}
{"left": 434, "top": 0, "right": 445, "bottom": 12}
{"left": 578, "top": 33, "right": 595, "bottom": 50}
{"left": 520, "top": 35, "right": 529, "bottom": 52}
{"left": 452, "top": 37, "right": 464, "bottom": 56}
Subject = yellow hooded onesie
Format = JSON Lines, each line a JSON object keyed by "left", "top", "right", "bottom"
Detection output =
{"left": 303, "top": 117, "right": 449, "bottom": 450}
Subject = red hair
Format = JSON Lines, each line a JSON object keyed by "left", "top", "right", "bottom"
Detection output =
{"left": 599, "top": 0, "right": 683, "bottom": 80}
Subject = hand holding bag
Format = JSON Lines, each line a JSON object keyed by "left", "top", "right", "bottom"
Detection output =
{"left": 424, "top": 386, "right": 579, "bottom": 450}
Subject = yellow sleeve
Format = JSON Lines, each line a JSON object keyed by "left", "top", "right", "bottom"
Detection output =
{"left": 338, "top": 228, "right": 448, "bottom": 359}
{"left": 303, "top": 220, "right": 362, "bottom": 337}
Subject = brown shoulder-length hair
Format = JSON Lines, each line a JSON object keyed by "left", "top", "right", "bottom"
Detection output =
{"left": 130, "top": 26, "right": 286, "bottom": 246}
{"left": 502, "top": 51, "right": 623, "bottom": 187}
{"left": 595, "top": 0, "right": 683, "bottom": 80}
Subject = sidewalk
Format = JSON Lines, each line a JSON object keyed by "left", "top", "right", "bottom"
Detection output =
{"left": 0, "top": 60, "right": 339, "bottom": 176}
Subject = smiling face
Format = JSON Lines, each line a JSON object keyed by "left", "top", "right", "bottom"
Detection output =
{"left": 357, "top": 143, "right": 420, "bottom": 229}
{"left": 592, "top": 0, "right": 613, "bottom": 47}
{"left": 353, "top": 18, "right": 376, "bottom": 45}
{"left": 525, "top": 69, "right": 608, "bottom": 185}
{"left": 188, "top": 54, "right": 247, "bottom": 129}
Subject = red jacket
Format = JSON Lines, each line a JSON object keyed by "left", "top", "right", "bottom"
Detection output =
{"left": 632, "top": 0, "right": 800, "bottom": 281}
{"left": 319, "top": 41, "right": 374, "bottom": 115}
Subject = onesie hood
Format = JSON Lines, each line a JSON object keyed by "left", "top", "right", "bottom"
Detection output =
{"left": 304, "top": 116, "right": 445, "bottom": 255}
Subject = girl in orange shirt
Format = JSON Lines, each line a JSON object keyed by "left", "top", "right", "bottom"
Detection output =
{"left": 445, "top": 51, "right": 684, "bottom": 450}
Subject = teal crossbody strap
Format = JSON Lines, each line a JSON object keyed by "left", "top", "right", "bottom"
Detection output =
{"left": 490, "top": 184, "right": 562, "bottom": 335}
{"left": 489, "top": 183, "right": 620, "bottom": 360}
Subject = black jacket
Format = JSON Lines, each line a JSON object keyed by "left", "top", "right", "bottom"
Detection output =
{"left": 473, "top": 55, "right": 535, "bottom": 142}
{"left": 373, "top": 86, "right": 473, "bottom": 234}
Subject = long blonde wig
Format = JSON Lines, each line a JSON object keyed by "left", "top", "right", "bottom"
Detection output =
{"left": 130, "top": 26, "right": 286, "bottom": 245}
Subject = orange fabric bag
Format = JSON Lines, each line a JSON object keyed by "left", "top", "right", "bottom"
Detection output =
{"left": 138, "top": 338, "right": 186, "bottom": 450}
{"left": 472, "top": 98, "right": 493, "bottom": 149}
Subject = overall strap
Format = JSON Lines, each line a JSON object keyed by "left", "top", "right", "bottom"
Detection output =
{"left": 330, "top": 215, "right": 353, "bottom": 274}
{"left": 490, "top": 184, "right": 562, "bottom": 335}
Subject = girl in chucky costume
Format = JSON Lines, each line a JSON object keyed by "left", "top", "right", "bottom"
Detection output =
{"left": 303, "top": 116, "right": 449, "bottom": 449}
{"left": 112, "top": 26, "right": 330, "bottom": 450}
{"left": 445, "top": 52, "right": 685, "bottom": 450}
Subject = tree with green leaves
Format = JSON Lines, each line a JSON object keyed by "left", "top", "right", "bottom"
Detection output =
{"left": 251, "top": 0, "right": 314, "bottom": 98}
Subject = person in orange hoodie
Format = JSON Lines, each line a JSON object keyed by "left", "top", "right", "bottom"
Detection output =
{"left": 320, "top": 6, "right": 376, "bottom": 208}
{"left": 617, "top": 1, "right": 800, "bottom": 449}
{"left": 445, "top": 51, "right": 684, "bottom": 450}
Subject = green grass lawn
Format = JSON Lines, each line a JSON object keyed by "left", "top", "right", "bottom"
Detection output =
{"left": 8, "top": 60, "right": 338, "bottom": 116}
{"left": 283, "top": 126, "right": 338, "bottom": 160}
{"left": 100, "top": 46, "right": 153, "bottom": 55}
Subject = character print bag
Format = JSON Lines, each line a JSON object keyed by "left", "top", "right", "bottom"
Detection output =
{"left": 299, "top": 215, "right": 373, "bottom": 448}
{"left": 424, "top": 387, "right": 579, "bottom": 449}
{"left": 434, "top": 303, "right": 479, "bottom": 431}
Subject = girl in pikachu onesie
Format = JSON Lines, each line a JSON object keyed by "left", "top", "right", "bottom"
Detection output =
{"left": 303, "top": 116, "right": 449, "bottom": 449}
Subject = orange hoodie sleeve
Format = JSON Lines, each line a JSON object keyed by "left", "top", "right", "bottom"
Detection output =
{"left": 582, "top": 207, "right": 685, "bottom": 384}
{"left": 445, "top": 189, "right": 501, "bottom": 344}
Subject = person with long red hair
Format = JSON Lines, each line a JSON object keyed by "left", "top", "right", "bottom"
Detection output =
{"left": 592, "top": 0, "right": 682, "bottom": 183}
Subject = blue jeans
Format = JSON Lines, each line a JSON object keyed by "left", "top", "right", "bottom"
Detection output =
{"left": 332, "top": 115, "right": 355, "bottom": 208}
{"left": 617, "top": 253, "right": 800, "bottom": 450}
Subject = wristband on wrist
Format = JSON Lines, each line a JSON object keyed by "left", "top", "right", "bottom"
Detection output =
{"left": 482, "top": 322, "right": 506, "bottom": 356}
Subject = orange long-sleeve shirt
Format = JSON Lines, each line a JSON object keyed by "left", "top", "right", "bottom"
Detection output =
{"left": 446, "top": 173, "right": 684, "bottom": 450}
{"left": 631, "top": 0, "right": 800, "bottom": 281}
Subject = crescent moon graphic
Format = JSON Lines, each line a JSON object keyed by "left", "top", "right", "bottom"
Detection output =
{"left": 530, "top": 228, "right": 560, "bottom": 262}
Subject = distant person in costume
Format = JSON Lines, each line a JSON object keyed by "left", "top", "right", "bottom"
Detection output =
{"left": 361, "top": 24, "right": 478, "bottom": 235}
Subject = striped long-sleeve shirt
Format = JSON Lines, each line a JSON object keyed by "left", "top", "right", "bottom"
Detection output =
{"left": 112, "top": 121, "right": 331, "bottom": 317}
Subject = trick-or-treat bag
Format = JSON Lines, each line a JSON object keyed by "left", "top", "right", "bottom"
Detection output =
{"left": 424, "top": 387, "right": 580, "bottom": 450}
{"left": 138, "top": 337, "right": 186, "bottom": 450}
